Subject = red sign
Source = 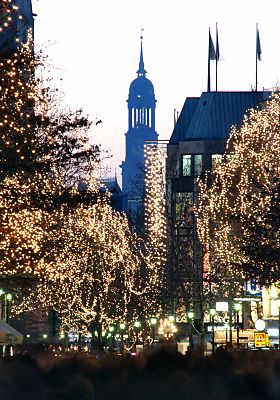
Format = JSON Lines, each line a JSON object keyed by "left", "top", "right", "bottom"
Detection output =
{"left": 254, "top": 332, "right": 266, "bottom": 348}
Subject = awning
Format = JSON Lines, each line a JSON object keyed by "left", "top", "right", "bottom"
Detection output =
{"left": 0, "top": 320, "right": 24, "bottom": 345}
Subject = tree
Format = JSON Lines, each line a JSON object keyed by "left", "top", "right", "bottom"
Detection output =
{"left": 13, "top": 199, "right": 148, "bottom": 334}
{"left": 197, "top": 93, "right": 280, "bottom": 288}
{"left": 0, "top": 31, "right": 101, "bottom": 280}
{"left": 0, "top": 22, "right": 164, "bottom": 335}
{"left": 144, "top": 143, "right": 167, "bottom": 315}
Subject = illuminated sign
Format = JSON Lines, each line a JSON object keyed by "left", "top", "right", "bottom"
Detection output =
{"left": 254, "top": 332, "right": 269, "bottom": 348}
{"left": 245, "top": 280, "right": 261, "bottom": 297}
{"left": 216, "top": 301, "right": 228, "bottom": 312}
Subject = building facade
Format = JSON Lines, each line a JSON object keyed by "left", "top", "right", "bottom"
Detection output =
{"left": 166, "top": 90, "right": 271, "bottom": 327}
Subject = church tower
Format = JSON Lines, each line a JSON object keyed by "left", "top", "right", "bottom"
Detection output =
{"left": 121, "top": 35, "right": 158, "bottom": 225}
{"left": 0, "top": 0, "right": 34, "bottom": 55}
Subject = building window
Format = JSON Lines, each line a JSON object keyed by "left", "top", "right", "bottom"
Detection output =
{"left": 175, "top": 192, "right": 193, "bottom": 222}
{"left": 212, "top": 154, "right": 222, "bottom": 171}
{"left": 182, "top": 154, "right": 203, "bottom": 176}
{"left": 194, "top": 154, "right": 202, "bottom": 176}
{"left": 174, "top": 192, "right": 194, "bottom": 237}
{"left": 182, "top": 155, "right": 191, "bottom": 176}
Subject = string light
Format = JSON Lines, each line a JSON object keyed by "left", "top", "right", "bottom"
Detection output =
{"left": 144, "top": 142, "right": 167, "bottom": 313}
{"left": 197, "top": 93, "right": 280, "bottom": 290}
{"left": 0, "top": 4, "right": 170, "bottom": 336}
{"left": 0, "top": 1, "right": 26, "bottom": 45}
{"left": 158, "top": 318, "right": 177, "bottom": 339}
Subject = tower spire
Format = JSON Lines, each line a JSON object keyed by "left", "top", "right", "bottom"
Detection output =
{"left": 137, "top": 29, "right": 147, "bottom": 76}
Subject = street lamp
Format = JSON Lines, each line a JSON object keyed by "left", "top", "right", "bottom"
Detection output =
{"left": 0, "top": 290, "right": 4, "bottom": 320}
{"left": 276, "top": 300, "right": 280, "bottom": 347}
{"left": 5, "top": 293, "right": 12, "bottom": 323}
{"left": 168, "top": 315, "right": 175, "bottom": 323}
{"left": 209, "top": 308, "right": 216, "bottom": 353}
{"left": 109, "top": 326, "right": 115, "bottom": 352}
{"left": 150, "top": 318, "right": 157, "bottom": 343}
{"left": 187, "top": 311, "right": 194, "bottom": 319}
{"left": 234, "top": 303, "right": 242, "bottom": 348}
{"left": 119, "top": 323, "right": 126, "bottom": 355}
{"left": 224, "top": 322, "right": 229, "bottom": 346}
{"left": 187, "top": 311, "right": 194, "bottom": 350}
{"left": 134, "top": 321, "right": 141, "bottom": 345}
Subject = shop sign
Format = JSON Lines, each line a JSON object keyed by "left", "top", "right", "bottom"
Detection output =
{"left": 254, "top": 332, "right": 268, "bottom": 348}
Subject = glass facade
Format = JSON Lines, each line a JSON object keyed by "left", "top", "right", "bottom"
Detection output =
{"left": 182, "top": 154, "right": 203, "bottom": 176}
{"left": 194, "top": 154, "right": 202, "bottom": 176}
{"left": 182, "top": 155, "right": 191, "bottom": 176}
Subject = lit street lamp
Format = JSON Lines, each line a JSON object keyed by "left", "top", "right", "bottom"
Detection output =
{"left": 277, "top": 300, "right": 280, "bottom": 347}
{"left": 150, "top": 317, "right": 157, "bottom": 343}
{"left": 134, "top": 321, "right": 141, "bottom": 345}
{"left": 209, "top": 308, "right": 216, "bottom": 353}
{"left": 224, "top": 322, "right": 229, "bottom": 346}
{"left": 234, "top": 303, "right": 242, "bottom": 348}
{"left": 168, "top": 315, "right": 175, "bottom": 323}
{"left": 119, "top": 322, "right": 126, "bottom": 355}
{"left": 0, "top": 292, "right": 12, "bottom": 323}
{"left": 187, "top": 311, "right": 194, "bottom": 350}
{"left": 109, "top": 326, "right": 115, "bottom": 352}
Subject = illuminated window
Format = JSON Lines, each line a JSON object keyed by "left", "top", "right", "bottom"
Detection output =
{"left": 211, "top": 154, "right": 222, "bottom": 171}
{"left": 182, "top": 155, "right": 191, "bottom": 176}
{"left": 194, "top": 154, "right": 202, "bottom": 176}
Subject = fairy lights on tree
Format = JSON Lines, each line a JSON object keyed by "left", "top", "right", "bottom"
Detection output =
{"left": 0, "top": 1, "right": 20, "bottom": 33}
{"left": 0, "top": 1, "right": 173, "bottom": 336}
{"left": 197, "top": 93, "right": 280, "bottom": 289}
{"left": 144, "top": 142, "right": 167, "bottom": 314}
{"left": 13, "top": 198, "right": 149, "bottom": 334}
{"left": 0, "top": 26, "right": 100, "bottom": 277}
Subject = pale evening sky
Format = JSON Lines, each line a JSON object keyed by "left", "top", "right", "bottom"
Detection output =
{"left": 33, "top": 0, "right": 280, "bottom": 182}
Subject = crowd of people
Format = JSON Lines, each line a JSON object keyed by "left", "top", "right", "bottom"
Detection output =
{"left": 1, "top": 345, "right": 280, "bottom": 399}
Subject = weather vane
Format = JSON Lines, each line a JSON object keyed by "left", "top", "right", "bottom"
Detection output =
{"left": 140, "top": 28, "right": 144, "bottom": 40}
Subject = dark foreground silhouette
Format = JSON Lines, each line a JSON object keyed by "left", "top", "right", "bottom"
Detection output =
{"left": 1, "top": 347, "right": 280, "bottom": 399}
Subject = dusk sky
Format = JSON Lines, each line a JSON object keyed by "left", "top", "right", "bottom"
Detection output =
{"left": 33, "top": 0, "right": 280, "bottom": 182}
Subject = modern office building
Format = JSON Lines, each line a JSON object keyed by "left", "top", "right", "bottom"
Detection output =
{"left": 166, "top": 90, "right": 271, "bottom": 326}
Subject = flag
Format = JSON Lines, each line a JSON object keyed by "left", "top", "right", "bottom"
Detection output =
{"left": 256, "top": 26, "right": 261, "bottom": 61}
{"left": 216, "top": 25, "right": 220, "bottom": 61}
{"left": 209, "top": 29, "right": 216, "bottom": 60}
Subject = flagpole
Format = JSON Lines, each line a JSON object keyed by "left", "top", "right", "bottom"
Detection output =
{"left": 216, "top": 23, "right": 218, "bottom": 91}
{"left": 256, "top": 23, "right": 258, "bottom": 91}
{"left": 207, "top": 28, "right": 211, "bottom": 92}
